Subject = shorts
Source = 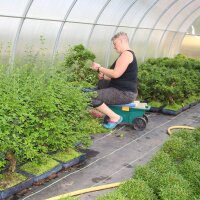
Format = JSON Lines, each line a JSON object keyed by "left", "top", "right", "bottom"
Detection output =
{"left": 92, "top": 80, "right": 138, "bottom": 107}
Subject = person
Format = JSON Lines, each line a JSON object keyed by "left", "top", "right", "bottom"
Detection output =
{"left": 90, "top": 32, "right": 138, "bottom": 129}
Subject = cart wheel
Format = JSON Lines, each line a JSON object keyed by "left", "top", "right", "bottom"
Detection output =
{"left": 103, "top": 115, "right": 109, "bottom": 124}
{"left": 143, "top": 114, "right": 148, "bottom": 123}
{"left": 132, "top": 117, "right": 146, "bottom": 131}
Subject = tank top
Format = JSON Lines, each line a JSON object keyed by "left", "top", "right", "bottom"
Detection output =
{"left": 109, "top": 50, "right": 138, "bottom": 93}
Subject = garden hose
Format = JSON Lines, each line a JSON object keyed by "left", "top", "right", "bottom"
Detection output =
{"left": 167, "top": 125, "right": 196, "bottom": 135}
{"left": 46, "top": 126, "right": 196, "bottom": 200}
{"left": 46, "top": 182, "right": 122, "bottom": 200}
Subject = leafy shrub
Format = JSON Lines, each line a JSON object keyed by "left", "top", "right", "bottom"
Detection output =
{"left": 161, "top": 137, "right": 190, "bottom": 162}
{"left": 191, "top": 127, "right": 200, "bottom": 143}
{"left": 158, "top": 172, "right": 193, "bottom": 200}
{"left": 62, "top": 44, "right": 97, "bottom": 85}
{"left": 0, "top": 47, "right": 105, "bottom": 172}
{"left": 96, "top": 128, "right": 200, "bottom": 199}
{"left": 138, "top": 55, "right": 200, "bottom": 106}
{"left": 178, "top": 159, "right": 200, "bottom": 195}
{"left": 119, "top": 179, "right": 156, "bottom": 200}
{"left": 134, "top": 151, "right": 177, "bottom": 193}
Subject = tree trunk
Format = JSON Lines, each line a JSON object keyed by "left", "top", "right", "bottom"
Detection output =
{"left": 5, "top": 151, "right": 17, "bottom": 173}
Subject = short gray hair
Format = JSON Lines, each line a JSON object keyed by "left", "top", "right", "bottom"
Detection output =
{"left": 111, "top": 32, "right": 129, "bottom": 42}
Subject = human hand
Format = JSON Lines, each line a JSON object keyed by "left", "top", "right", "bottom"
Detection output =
{"left": 98, "top": 72, "right": 104, "bottom": 80}
{"left": 91, "top": 62, "right": 101, "bottom": 71}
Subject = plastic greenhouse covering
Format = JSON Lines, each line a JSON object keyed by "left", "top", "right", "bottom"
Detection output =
{"left": 0, "top": 0, "right": 199, "bottom": 66}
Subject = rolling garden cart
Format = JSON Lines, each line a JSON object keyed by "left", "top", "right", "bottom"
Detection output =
{"left": 104, "top": 101, "right": 150, "bottom": 131}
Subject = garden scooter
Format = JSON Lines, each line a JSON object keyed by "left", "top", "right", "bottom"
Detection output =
{"left": 104, "top": 101, "right": 150, "bottom": 131}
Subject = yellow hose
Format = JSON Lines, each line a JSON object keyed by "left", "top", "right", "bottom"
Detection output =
{"left": 46, "top": 126, "right": 196, "bottom": 200}
{"left": 167, "top": 125, "right": 195, "bottom": 135}
{"left": 46, "top": 182, "right": 122, "bottom": 200}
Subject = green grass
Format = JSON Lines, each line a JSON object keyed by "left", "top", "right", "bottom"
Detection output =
{"left": 20, "top": 156, "right": 59, "bottom": 176}
{"left": 149, "top": 101, "right": 162, "bottom": 107}
{"left": 183, "top": 95, "right": 200, "bottom": 106}
{"left": 164, "top": 103, "right": 182, "bottom": 111}
{"left": 0, "top": 172, "right": 27, "bottom": 190}
{"left": 51, "top": 149, "right": 81, "bottom": 162}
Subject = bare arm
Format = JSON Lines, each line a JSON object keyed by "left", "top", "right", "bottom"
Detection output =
{"left": 91, "top": 51, "right": 133, "bottom": 78}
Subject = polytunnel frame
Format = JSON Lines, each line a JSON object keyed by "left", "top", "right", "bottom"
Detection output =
{"left": 106, "top": 0, "right": 160, "bottom": 66}
{"left": 168, "top": 5, "right": 200, "bottom": 56}
{"left": 155, "top": 0, "right": 196, "bottom": 58}
{"left": 9, "top": 0, "right": 34, "bottom": 68}
{"left": 129, "top": 0, "right": 160, "bottom": 55}
{"left": 51, "top": 0, "right": 78, "bottom": 64}
{"left": 176, "top": 8, "right": 200, "bottom": 55}
{"left": 4, "top": 0, "right": 200, "bottom": 66}
{"left": 104, "top": 0, "right": 138, "bottom": 66}
{"left": 142, "top": 0, "right": 180, "bottom": 61}
{"left": 85, "top": 0, "right": 112, "bottom": 48}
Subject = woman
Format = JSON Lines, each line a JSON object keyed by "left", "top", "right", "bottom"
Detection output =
{"left": 91, "top": 32, "right": 138, "bottom": 129}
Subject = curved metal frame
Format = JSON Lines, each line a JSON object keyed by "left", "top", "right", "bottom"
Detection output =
{"left": 51, "top": 0, "right": 78, "bottom": 64}
{"left": 129, "top": 0, "right": 160, "bottom": 51}
{"left": 0, "top": 0, "right": 199, "bottom": 66}
{"left": 177, "top": 14, "right": 200, "bottom": 55}
{"left": 168, "top": 5, "right": 200, "bottom": 56}
{"left": 86, "top": 0, "right": 112, "bottom": 48}
{"left": 142, "top": 0, "right": 178, "bottom": 61}
{"left": 105, "top": 0, "right": 138, "bottom": 66}
{"left": 9, "top": 0, "right": 34, "bottom": 67}
{"left": 155, "top": 0, "right": 195, "bottom": 58}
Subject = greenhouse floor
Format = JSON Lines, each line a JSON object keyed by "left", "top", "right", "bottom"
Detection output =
{"left": 20, "top": 104, "right": 200, "bottom": 200}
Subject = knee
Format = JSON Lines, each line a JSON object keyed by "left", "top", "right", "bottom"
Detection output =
{"left": 91, "top": 99, "right": 103, "bottom": 108}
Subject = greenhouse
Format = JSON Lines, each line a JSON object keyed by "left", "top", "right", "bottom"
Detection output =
{"left": 0, "top": 0, "right": 200, "bottom": 200}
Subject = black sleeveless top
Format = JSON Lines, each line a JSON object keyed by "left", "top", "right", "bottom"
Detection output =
{"left": 109, "top": 50, "right": 138, "bottom": 93}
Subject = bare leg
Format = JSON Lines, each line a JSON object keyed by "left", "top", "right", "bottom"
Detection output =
{"left": 89, "top": 108, "right": 104, "bottom": 118}
{"left": 95, "top": 103, "right": 120, "bottom": 122}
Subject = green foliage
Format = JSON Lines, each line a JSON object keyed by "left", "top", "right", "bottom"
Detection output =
{"left": 161, "top": 129, "right": 197, "bottom": 162}
{"left": 164, "top": 103, "right": 182, "bottom": 111}
{"left": 148, "top": 101, "right": 163, "bottom": 107}
{"left": 62, "top": 44, "right": 97, "bottom": 85}
{"left": 178, "top": 159, "right": 200, "bottom": 195}
{"left": 138, "top": 55, "right": 200, "bottom": 107}
{"left": 191, "top": 127, "right": 200, "bottom": 144}
{"left": 0, "top": 65, "right": 92, "bottom": 170}
{"left": 97, "top": 128, "right": 200, "bottom": 199}
{"left": 161, "top": 137, "right": 190, "bottom": 162}
{"left": 119, "top": 179, "right": 156, "bottom": 200}
{"left": 0, "top": 44, "right": 106, "bottom": 171}
{"left": 0, "top": 172, "right": 27, "bottom": 190}
{"left": 134, "top": 152, "right": 177, "bottom": 193}
{"left": 51, "top": 148, "right": 81, "bottom": 162}
{"left": 158, "top": 172, "right": 192, "bottom": 200}
{"left": 20, "top": 156, "right": 59, "bottom": 175}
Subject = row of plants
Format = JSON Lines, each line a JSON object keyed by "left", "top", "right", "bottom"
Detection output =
{"left": 138, "top": 54, "right": 200, "bottom": 111}
{"left": 0, "top": 148, "right": 86, "bottom": 199}
{"left": 60, "top": 127, "right": 200, "bottom": 200}
{"left": 0, "top": 44, "right": 106, "bottom": 195}
{"left": 99, "top": 127, "right": 200, "bottom": 200}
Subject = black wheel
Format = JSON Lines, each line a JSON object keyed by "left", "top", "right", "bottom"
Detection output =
{"left": 133, "top": 117, "right": 147, "bottom": 131}
{"left": 143, "top": 114, "right": 148, "bottom": 123}
{"left": 103, "top": 115, "right": 109, "bottom": 124}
